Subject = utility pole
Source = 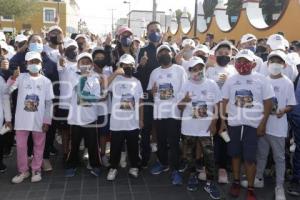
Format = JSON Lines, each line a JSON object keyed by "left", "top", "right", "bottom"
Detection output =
{"left": 194, "top": 0, "right": 198, "bottom": 37}
{"left": 109, "top": 9, "right": 116, "bottom": 34}
{"left": 152, "top": 0, "right": 157, "bottom": 21}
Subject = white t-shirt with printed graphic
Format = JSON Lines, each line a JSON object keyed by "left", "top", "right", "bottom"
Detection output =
{"left": 206, "top": 65, "right": 237, "bottom": 89}
{"left": 109, "top": 75, "right": 143, "bottom": 131}
{"left": 222, "top": 73, "right": 275, "bottom": 128}
{"left": 98, "top": 66, "right": 113, "bottom": 116}
{"left": 179, "top": 79, "right": 222, "bottom": 136}
{"left": 266, "top": 76, "right": 296, "bottom": 137}
{"left": 13, "top": 73, "right": 54, "bottom": 132}
{"left": 67, "top": 71, "right": 101, "bottom": 126}
{"left": 147, "top": 64, "right": 188, "bottom": 119}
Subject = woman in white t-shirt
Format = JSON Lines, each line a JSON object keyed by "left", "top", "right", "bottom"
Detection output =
{"left": 107, "top": 54, "right": 144, "bottom": 181}
{"left": 8, "top": 52, "right": 54, "bottom": 184}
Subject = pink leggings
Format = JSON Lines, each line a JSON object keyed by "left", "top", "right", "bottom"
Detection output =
{"left": 16, "top": 131, "right": 46, "bottom": 173}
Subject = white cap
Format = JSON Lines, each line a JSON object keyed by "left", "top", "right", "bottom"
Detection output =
{"left": 157, "top": 44, "right": 172, "bottom": 55}
{"left": 240, "top": 33, "right": 257, "bottom": 44}
{"left": 25, "top": 51, "right": 42, "bottom": 62}
{"left": 0, "top": 32, "right": 5, "bottom": 41}
{"left": 235, "top": 49, "right": 255, "bottom": 62}
{"left": 267, "top": 50, "right": 287, "bottom": 63}
{"left": 119, "top": 54, "right": 135, "bottom": 65}
{"left": 182, "top": 39, "right": 195, "bottom": 48}
{"left": 76, "top": 52, "right": 93, "bottom": 62}
{"left": 267, "top": 34, "right": 286, "bottom": 51}
{"left": 75, "top": 34, "right": 87, "bottom": 41}
{"left": 64, "top": 39, "right": 78, "bottom": 49}
{"left": 48, "top": 25, "right": 63, "bottom": 33}
{"left": 283, "top": 38, "right": 290, "bottom": 49}
{"left": 215, "top": 40, "right": 232, "bottom": 52}
{"left": 15, "top": 34, "right": 28, "bottom": 43}
{"left": 193, "top": 44, "right": 209, "bottom": 54}
{"left": 0, "top": 41, "right": 9, "bottom": 52}
{"left": 187, "top": 57, "right": 205, "bottom": 69}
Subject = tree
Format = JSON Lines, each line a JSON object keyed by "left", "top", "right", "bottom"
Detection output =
{"left": 226, "top": 0, "right": 242, "bottom": 16}
{"left": 0, "top": 0, "right": 37, "bottom": 18}
{"left": 203, "top": 0, "right": 218, "bottom": 19}
{"left": 260, "top": 0, "right": 285, "bottom": 25}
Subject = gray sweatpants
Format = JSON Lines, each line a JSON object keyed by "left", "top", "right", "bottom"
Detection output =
{"left": 256, "top": 134, "right": 286, "bottom": 187}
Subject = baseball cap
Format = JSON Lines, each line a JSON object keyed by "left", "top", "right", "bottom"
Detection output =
{"left": 119, "top": 54, "right": 135, "bottom": 65}
{"left": 117, "top": 26, "right": 133, "bottom": 36}
{"left": 64, "top": 39, "right": 78, "bottom": 49}
{"left": 240, "top": 33, "right": 257, "bottom": 44}
{"left": 76, "top": 52, "right": 93, "bottom": 62}
{"left": 235, "top": 49, "right": 255, "bottom": 62}
{"left": 15, "top": 34, "right": 28, "bottom": 43}
{"left": 182, "top": 39, "right": 196, "bottom": 48}
{"left": 156, "top": 44, "right": 172, "bottom": 55}
{"left": 215, "top": 40, "right": 232, "bottom": 52}
{"left": 48, "top": 25, "right": 63, "bottom": 33}
{"left": 267, "top": 50, "right": 287, "bottom": 63}
{"left": 193, "top": 44, "right": 209, "bottom": 54}
{"left": 25, "top": 51, "right": 42, "bottom": 62}
{"left": 187, "top": 57, "right": 205, "bottom": 69}
{"left": 267, "top": 34, "right": 286, "bottom": 51}
{"left": 75, "top": 34, "right": 87, "bottom": 41}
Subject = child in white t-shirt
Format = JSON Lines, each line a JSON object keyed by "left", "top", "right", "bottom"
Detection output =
{"left": 8, "top": 52, "right": 54, "bottom": 184}
{"left": 0, "top": 75, "right": 12, "bottom": 173}
{"left": 254, "top": 50, "right": 296, "bottom": 200}
{"left": 178, "top": 58, "right": 221, "bottom": 199}
{"left": 106, "top": 54, "right": 143, "bottom": 181}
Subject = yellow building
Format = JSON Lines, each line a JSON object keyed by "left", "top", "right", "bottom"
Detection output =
{"left": 0, "top": 0, "right": 80, "bottom": 36}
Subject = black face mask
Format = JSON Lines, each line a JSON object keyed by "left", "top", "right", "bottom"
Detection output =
{"left": 196, "top": 55, "right": 208, "bottom": 63}
{"left": 123, "top": 67, "right": 134, "bottom": 77}
{"left": 158, "top": 54, "right": 172, "bottom": 66}
{"left": 77, "top": 42, "right": 84, "bottom": 51}
{"left": 216, "top": 55, "right": 231, "bottom": 67}
{"left": 94, "top": 59, "right": 107, "bottom": 68}
{"left": 65, "top": 50, "right": 77, "bottom": 61}
{"left": 50, "top": 36, "right": 62, "bottom": 45}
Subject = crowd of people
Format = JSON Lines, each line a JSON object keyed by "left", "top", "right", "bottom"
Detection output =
{"left": 0, "top": 21, "right": 300, "bottom": 200}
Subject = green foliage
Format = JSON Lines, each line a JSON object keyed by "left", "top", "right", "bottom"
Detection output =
{"left": 0, "top": 0, "right": 37, "bottom": 18}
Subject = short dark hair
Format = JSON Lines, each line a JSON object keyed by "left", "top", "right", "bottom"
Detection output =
{"left": 146, "top": 21, "right": 161, "bottom": 31}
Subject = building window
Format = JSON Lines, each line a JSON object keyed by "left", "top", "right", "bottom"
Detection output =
{"left": 43, "top": 8, "right": 56, "bottom": 23}
{"left": 1, "top": 15, "right": 14, "bottom": 21}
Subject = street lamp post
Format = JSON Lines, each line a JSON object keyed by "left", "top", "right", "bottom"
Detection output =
{"left": 194, "top": 0, "right": 198, "bottom": 37}
{"left": 123, "top": 0, "right": 131, "bottom": 28}
{"left": 54, "top": 0, "right": 62, "bottom": 25}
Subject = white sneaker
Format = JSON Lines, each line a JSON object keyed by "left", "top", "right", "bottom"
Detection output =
{"left": 241, "top": 177, "right": 264, "bottom": 188}
{"left": 12, "top": 172, "right": 30, "bottom": 184}
{"left": 42, "top": 159, "right": 53, "bottom": 172}
{"left": 83, "top": 148, "right": 89, "bottom": 160}
{"left": 120, "top": 152, "right": 127, "bottom": 168}
{"left": 86, "top": 161, "right": 92, "bottom": 170}
{"left": 198, "top": 167, "right": 207, "bottom": 181}
{"left": 107, "top": 168, "right": 118, "bottom": 181}
{"left": 275, "top": 186, "right": 286, "bottom": 200}
{"left": 129, "top": 168, "right": 139, "bottom": 178}
{"left": 218, "top": 169, "right": 229, "bottom": 184}
{"left": 31, "top": 171, "right": 42, "bottom": 183}
{"left": 101, "top": 155, "right": 110, "bottom": 167}
{"left": 150, "top": 143, "right": 158, "bottom": 152}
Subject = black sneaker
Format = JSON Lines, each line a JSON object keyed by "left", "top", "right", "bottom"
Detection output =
{"left": 178, "top": 160, "right": 188, "bottom": 173}
{"left": 0, "top": 163, "right": 7, "bottom": 173}
{"left": 287, "top": 180, "right": 300, "bottom": 196}
{"left": 49, "top": 146, "right": 58, "bottom": 156}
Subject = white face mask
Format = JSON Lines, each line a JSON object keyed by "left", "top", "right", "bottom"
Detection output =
{"left": 27, "top": 64, "right": 42, "bottom": 73}
{"left": 268, "top": 63, "right": 283, "bottom": 76}
{"left": 79, "top": 65, "right": 92, "bottom": 74}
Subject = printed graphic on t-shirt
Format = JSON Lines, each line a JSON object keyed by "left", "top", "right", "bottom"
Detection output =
{"left": 120, "top": 93, "right": 135, "bottom": 110}
{"left": 235, "top": 89, "right": 254, "bottom": 108}
{"left": 24, "top": 94, "right": 39, "bottom": 112}
{"left": 159, "top": 83, "right": 174, "bottom": 100}
{"left": 270, "top": 97, "right": 278, "bottom": 115}
{"left": 191, "top": 101, "right": 208, "bottom": 118}
{"left": 77, "top": 76, "right": 99, "bottom": 106}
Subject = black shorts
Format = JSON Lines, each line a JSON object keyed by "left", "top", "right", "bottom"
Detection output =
{"left": 227, "top": 125, "right": 258, "bottom": 163}
{"left": 97, "top": 115, "right": 110, "bottom": 136}
{"left": 55, "top": 108, "right": 70, "bottom": 129}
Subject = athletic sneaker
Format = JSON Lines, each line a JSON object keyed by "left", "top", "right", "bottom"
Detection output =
{"left": 171, "top": 170, "right": 183, "bottom": 185}
{"left": 204, "top": 182, "right": 221, "bottom": 199}
{"left": 187, "top": 175, "right": 199, "bottom": 192}
{"left": 150, "top": 162, "right": 169, "bottom": 175}
{"left": 12, "top": 171, "right": 30, "bottom": 184}
{"left": 129, "top": 168, "right": 139, "bottom": 178}
{"left": 31, "top": 171, "right": 42, "bottom": 183}
{"left": 107, "top": 168, "right": 118, "bottom": 181}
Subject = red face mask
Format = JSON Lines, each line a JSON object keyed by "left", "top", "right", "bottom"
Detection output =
{"left": 235, "top": 62, "right": 253, "bottom": 75}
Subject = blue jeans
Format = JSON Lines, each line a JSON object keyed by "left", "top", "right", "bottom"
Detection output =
{"left": 289, "top": 113, "right": 300, "bottom": 181}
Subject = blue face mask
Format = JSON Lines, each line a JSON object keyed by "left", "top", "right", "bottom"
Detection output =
{"left": 148, "top": 32, "right": 161, "bottom": 43}
{"left": 120, "top": 37, "right": 132, "bottom": 47}
{"left": 29, "top": 43, "right": 43, "bottom": 53}
{"left": 27, "top": 64, "right": 42, "bottom": 73}
{"left": 247, "top": 46, "right": 256, "bottom": 53}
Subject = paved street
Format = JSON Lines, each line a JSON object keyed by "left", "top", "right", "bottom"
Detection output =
{"left": 0, "top": 146, "right": 298, "bottom": 200}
